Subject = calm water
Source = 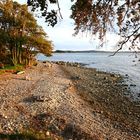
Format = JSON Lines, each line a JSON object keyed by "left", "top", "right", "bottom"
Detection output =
{"left": 37, "top": 52, "right": 140, "bottom": 101}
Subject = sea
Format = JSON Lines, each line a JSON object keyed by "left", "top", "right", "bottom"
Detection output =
{"left": 36, "top": 52, "right": 140, "bottom": 102}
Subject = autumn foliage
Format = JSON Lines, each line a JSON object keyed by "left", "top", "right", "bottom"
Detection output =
{"left": 71, "top": 0, "right": 140, "bottom": 51}
{"left": 0, "top": 0, "right": 53, "bottom": 66}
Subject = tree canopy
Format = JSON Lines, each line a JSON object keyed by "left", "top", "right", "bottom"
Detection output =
{"left": 27, "top": 0, "right": 140, "bottom": 52}
{"left": 0, "top": 0, "right": 53, "bottom": 66}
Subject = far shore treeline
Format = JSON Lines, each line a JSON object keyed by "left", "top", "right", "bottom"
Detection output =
{"left": 0, "top": 0, "right": 53, "bottom": 68}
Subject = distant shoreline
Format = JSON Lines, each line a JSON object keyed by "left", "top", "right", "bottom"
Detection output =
{"left": 53, "top": 50, "right": 139, "bottom": 53}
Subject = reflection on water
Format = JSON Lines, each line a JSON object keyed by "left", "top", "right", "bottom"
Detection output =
{"left": 37, "top": 52, "right": 140, "bottom": 101}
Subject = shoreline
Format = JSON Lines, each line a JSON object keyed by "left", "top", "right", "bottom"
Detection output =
{"left": 45, "top": 60, "right": 140, "bottom": 103}
{"left": 0, "top": 61, "right": 140, "bottom": 139}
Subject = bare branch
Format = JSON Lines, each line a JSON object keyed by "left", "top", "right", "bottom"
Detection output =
{"left": 110, "top": 27, "right": 140, "bottom": 56}
{"left": 56, "top": 0, "right": 63, "bottom": 19}
{"left": 132, "top": 33, "right": 140, "bottom": 45}
{"left": 120, "top": 8, "right": 129, "bottom": 23}
{"left": 109, "top": 41, "right": 126, "bottom": 57}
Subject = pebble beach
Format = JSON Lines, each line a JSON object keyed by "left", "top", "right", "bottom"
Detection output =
{"left": 0, "top": 61, "right": 140, "bottom": 140}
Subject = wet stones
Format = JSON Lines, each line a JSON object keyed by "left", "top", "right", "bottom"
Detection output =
{"left": 125, "top": 74, "right": 129, "bottom": 77}
{"left": 130, "top": 84, "right": 136, "bottom": 87}
{"left": 49, "top": 61, "right": 85, "bottom": 67}
{"left": 110, "top": 74, "right": 115, "bottom": 77}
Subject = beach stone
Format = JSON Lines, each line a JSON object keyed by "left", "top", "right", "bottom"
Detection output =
{"left": 130, "top": 84, "right": 136, "bottom": 87}
{"left": 33, "top": 95, "right": 48, "bottom": 102}
{"left": 103, "top": 77, "right": 108, "bottom": 80}
{"left": 122, "top": 84, "right": 128, "bottom": 87}
{"left": 125, "top": 74, "right": 128, "bottom": 77}
{"left": 25, "top": 75, "right": 31, "bottom": 81}
{"left": 110, "top": 74, "right": 115, "bottom": 77}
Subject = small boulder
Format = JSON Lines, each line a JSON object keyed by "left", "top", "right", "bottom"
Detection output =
{"left": 25, "top": 75, "right": 31, "bottom": 81}
{"left": 33, "top": 95, "right": 48, "bottom": 102}
{"left": 16, "top": 71, "right": 25, "bottom": 75}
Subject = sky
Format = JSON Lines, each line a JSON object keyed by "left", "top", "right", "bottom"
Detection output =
{"left": 14, "top": 0, "right": 126, "bottom": 51}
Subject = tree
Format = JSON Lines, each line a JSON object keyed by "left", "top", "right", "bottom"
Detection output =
{"left": 0, "top": 0, "right": 53, "bottom": 66}
{"left": 27, "top": 0, "right": 140, "bottom": 52}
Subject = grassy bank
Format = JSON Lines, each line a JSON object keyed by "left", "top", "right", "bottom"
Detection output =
{"left": 0, "top": 64, "right": 24, "bottom": 74}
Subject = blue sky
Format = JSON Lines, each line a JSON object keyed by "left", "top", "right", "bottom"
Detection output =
{"left": 14, "top": 0, "right": 125, "bottom": 51}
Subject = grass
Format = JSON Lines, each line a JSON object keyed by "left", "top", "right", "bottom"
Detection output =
{"left": 3, "top": 64, "right": 24, "bottom": 70}
{"left": 0, "top": 130, "right": 62, "bottom": 140}
{"left": 0, "top": 64, "right": 24, "bottom": 74}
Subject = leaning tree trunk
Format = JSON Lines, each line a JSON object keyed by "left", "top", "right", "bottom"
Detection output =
{"left": 11, "top": 47, "right": 18, "bottom": 66}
